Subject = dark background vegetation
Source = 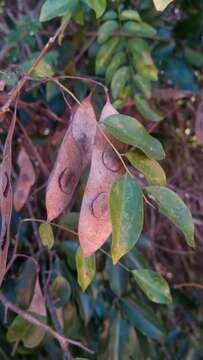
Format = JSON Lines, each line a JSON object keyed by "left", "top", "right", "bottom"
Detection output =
{"left": 0, "top": 0, "right": 203, "bottom": 359}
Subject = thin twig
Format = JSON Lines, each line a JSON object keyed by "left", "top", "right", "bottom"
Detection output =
{"left": 175, "top": 283, "right": 203, "bottom": 291}
{"left": 0, "top": 24, "right": 63, "bottom": 118}
{"left": 0, "top": 291, "right": 94, "bottom": 355}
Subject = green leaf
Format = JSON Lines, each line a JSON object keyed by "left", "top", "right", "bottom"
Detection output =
{"left": 132, "top": 269, "right": 172, "bottom": 304}
{"left": 39, "top": 222, "right": 54, "bottom": 250}
{"left": 16, "top": 259, "right": 37, "bottom": 310}
{"left": 134, "top": 59, "right": 158, "bottom": 82}
{"left": 103, "top": 114, "right": 165, "bottom": 160}
{"left": 133, "top": 74, "right": 151, "bottom": 99}
{"left": 40, "top": 0, "right": 76, "bottom": 22}
{"left": 22, "top": 315, "right": 46, "bottom": 348}
{"left": 111, "top": 66, "right": 130, "bottom": 100}
{"left": 7, "top": 314, "right": 46, "bottom": 348}
{"left": 105, "top": 52, "right": 126, "bottom": 85}
{"left": 123, "top": 247, "right": 150, "bottom": 270}
{"left": 120, "top": 298, "right": 164, "bottom": 339}
{"left": 76, "top": 291, "right": 94, "bottom": 325}
{"left": 146, "top": 186, "right": 195, "bottom": 247}
{"left": 102, "top": 10, "right": 117, "bottom": 20}
{"left": 73, "top": 3, "right": 84, "bottom": 25}
{"left": 107, "top": 314, "right": 133, "bottom": 359}
{"left": 110, "top": 175, "right": 144, "bottom": 264}
{"left": 123, "top": 21, "right": 157, "bottom": 37}
{"left": 127, "top": 150, "right": 166, "bottom": 186}
{"left": 153, "top": 0, "right": 174, "bottom": 11}
{"left": 128, "top": 40, "right": 158, "bottom": 82}
{"left": 98, "top": 20, "right": 119, "bottom": 44}
{"left": 134, "top": 94, "right": 163, "bottom": 122}
{"left": 50, "top": 275, "right": 71, "bottom": 307}
{"left": 60, "top": 212, "right": 79, "bottom": 230}
{"left": 76, "top": 246, "right": 96, "bottom": 291}
{"left": 7, "top": 316, "right": 30, "bottom": 343}
{"left": 106, "top": 259, "right": 129, "bottom": 297}
{"left": 184, "top": 47, "right": 203, "bottom": 68}
{"left": 84, "top": 0, "right": 106, "bottom": 18}
{"left": 128, "top": 38, "right": 151, "bottom": 56}
{"left": 120, "top": 10, "right": 141, "bottom": 22}
{"left": 34, "top": 59, "right": 54, "bottom": 77}
{"left": 96, "top": 37, "right": 119, "bottom": 75}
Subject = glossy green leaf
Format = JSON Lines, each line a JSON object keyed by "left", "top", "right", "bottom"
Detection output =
{"left": 123, "top": 21, "right": 157, "bottom": 37}
{"left": 133, "top": 58, "right": 158, "bottom": 82}
{"left": 110, "top": 175, "right": 144, "bottom": 264}
{"left": 132, "top": 269, "right": 172, "bottom": 304}
{"left": 96, "top": 37, "right": 119, "bottom": 75}
{"left": 98, "top": 20, "right": 119, "bottom": 44}
{"left": 153, "top": 0, "right": 174, "bottom": 11}
{"left": 128, "top": 38, "right": 151, "bottom": 56}
{"left": 73, "top": 3, "right": 84, "bottom": 25}
{"left": 50, "top": 275, "right": 71, "bottom": 307}
{"left": 84, "top": 0, "right": 106, "bottom": 18}
{"left": 127, "top": 150, "right": 166, "bottom": 186}
{"left": 146, "top": 186, "right": 195, "bottom": 247}
{"left": 134, "top": 94, "right": 163, "bottom": 122}
{"left": 120, "top": 298, "right": 164, "bottom": 339}
{"left": 103, "top": 114, "right": 165, "bottom": 160}
{"left": 39, "top": 222, "right": 54, "bottom": 250}
{"left": 76, "top": 246, "right": 96, "bottom": 291}
{"left": 120, "top": 10, "right": 141, "bottom": 22}
{"left": 40, "top": 0, "right": 75, "bottom": 22}
{"left": 111, "top": 66, "right": 130, "bottom": 99}
{"left": 133, "top": 74, "right": 151, "bottom": 99}
{"left": 15, "top": 259, "right": 37, "bottom": 310}
{"left": 127, "top": 39, "right": 158, "bottom": 81}
{"left": 105, "top": 52, "right": 126, "bottom": 85}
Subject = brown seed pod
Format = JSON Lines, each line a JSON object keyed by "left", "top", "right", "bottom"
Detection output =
{"left": 0, "top": 111, "right": 16, "bottom": 286}
{"left": 14, "top": 147, "right": 36, "bottom": 212}
{"left": 46, "top": 96, "right": 97, "bottom": 221}
{"left": 79, "top": 99, "right": 126, "bottom": 257}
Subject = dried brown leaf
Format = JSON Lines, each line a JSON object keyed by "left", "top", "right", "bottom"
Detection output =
{"left": 79, "top": 99, "right": 126, "bottom": 257}
{"left": 0, "top": 111, "right": 16, "bottom": 285}
{"left": 14, "top": 147, "right": 36, "bottom": 211}
{"left": 46, "top": 96, "right": 97, "bottom": 221}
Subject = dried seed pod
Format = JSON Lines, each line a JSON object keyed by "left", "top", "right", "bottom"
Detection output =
{"left": 0, "top": 112, "right": 16, "bottom": 285}
{"left": 79, "top": 99, "right": 126, "bottom": 257}
{"left": 46, "top": 96, "right": 97, "bottom": 221}
{"left": 14, "top": 147, "right": 36, "bottom": 211}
